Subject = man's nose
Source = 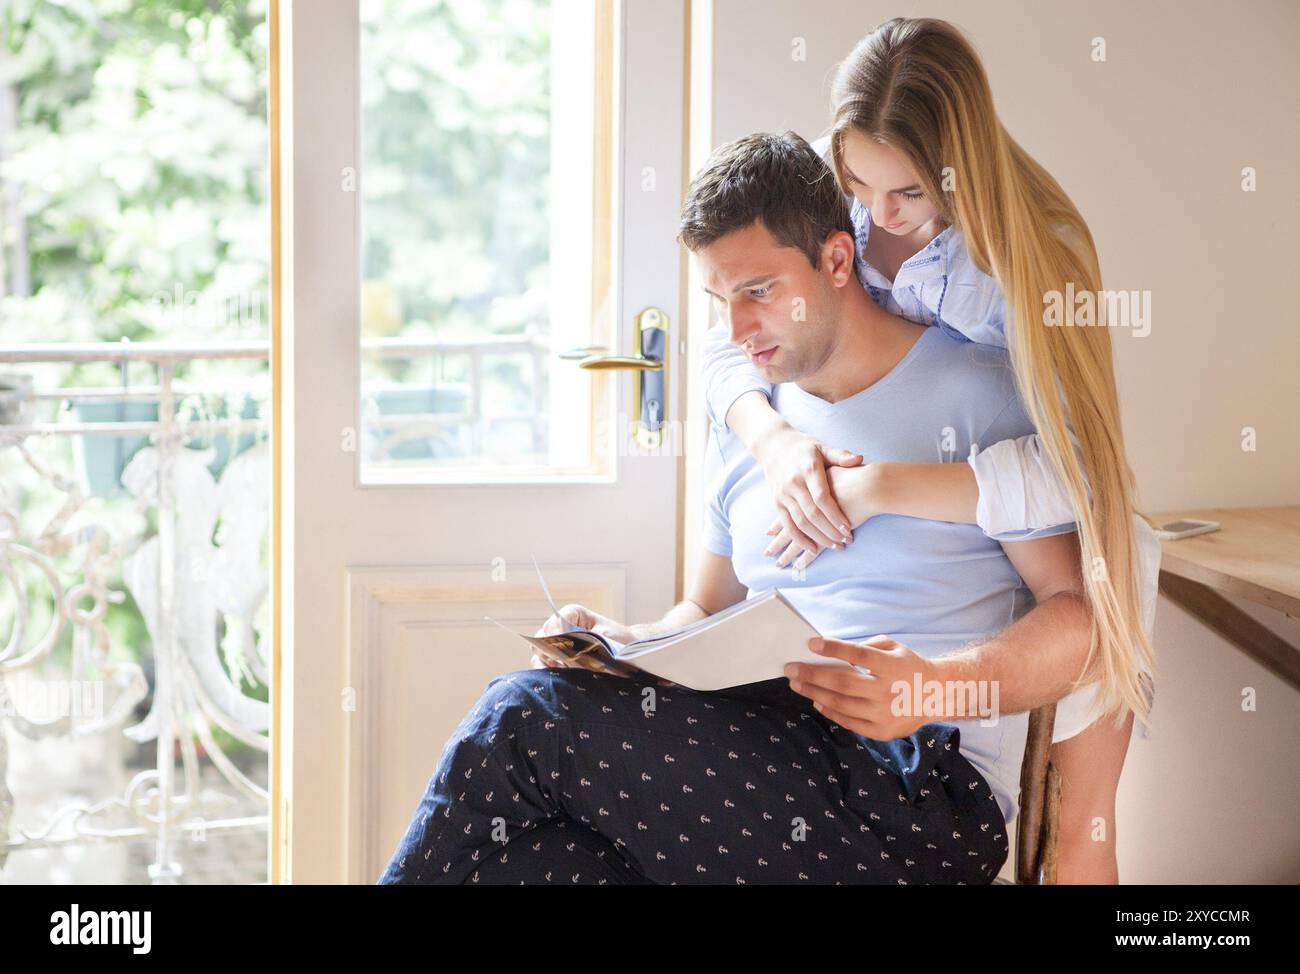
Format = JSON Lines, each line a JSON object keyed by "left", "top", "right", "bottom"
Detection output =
{"left": 726, "top": 306, "right": 760, "bottom": 347}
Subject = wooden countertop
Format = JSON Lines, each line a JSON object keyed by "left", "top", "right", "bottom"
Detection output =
{"left": 1151, "top": 506, "right": 1300, "bottom": 620}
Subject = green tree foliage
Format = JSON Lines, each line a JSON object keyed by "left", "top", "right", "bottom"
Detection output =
{"left": 360, "top": 0, "right": 551, "bottom": 342}
{"left": 1, "top": 0, "right": 269, "bottom": 358}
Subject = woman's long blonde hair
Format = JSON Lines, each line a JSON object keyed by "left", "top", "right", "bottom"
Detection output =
{"left": 828, "top": 17, "right": 1154, "bottom": 725}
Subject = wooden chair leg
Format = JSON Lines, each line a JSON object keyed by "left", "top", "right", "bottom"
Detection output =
{"left": 1016, "top": 702, "right": 1057, "bottom": 885}
{"left": 1040, "top": 761, "right": 1062, "bottom": 884}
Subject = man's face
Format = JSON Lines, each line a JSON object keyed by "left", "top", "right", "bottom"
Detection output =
{"left": 695, "top": 221, "right": 841, "bottom": 384}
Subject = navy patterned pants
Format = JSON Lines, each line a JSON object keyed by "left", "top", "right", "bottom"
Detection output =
{"left": 377, "top": 668, "right": 1008, "bottom": 885}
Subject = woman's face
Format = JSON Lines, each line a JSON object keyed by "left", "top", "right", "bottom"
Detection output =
{"left": 838, "top": 130, "right": 942, "bottom": 237}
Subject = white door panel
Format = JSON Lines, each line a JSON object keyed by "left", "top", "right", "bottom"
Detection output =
{"left": 278, "top": 0, "right": 686, "bottom": 882}
{"left": 344, "top": 562, "right": 626, "bottom": 882}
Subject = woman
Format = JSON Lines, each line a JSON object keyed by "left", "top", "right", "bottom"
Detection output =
{"left": 702, "top": 17, "right": 1158, "bottom": 882}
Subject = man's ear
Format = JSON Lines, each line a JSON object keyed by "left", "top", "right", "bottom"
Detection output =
{"left": 820, "top": 230, "right": 857, "bottom": 286}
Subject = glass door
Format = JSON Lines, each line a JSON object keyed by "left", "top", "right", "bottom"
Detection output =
{"left": 275, "top": 0, "right": 689, "bottom": 882}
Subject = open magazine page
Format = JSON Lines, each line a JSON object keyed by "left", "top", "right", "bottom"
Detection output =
{"left": 617, "top": 590, "right": 786, "bottom": 656}
{"left": 615, "top": 599, "right": 749, "bottom": 652}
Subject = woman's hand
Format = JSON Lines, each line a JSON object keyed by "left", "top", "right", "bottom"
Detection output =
{"left": 765, "top": 464, "right": 889, "bottom": 571}
{"left": 753, "top": 425, "right": 863, "bottom": 554}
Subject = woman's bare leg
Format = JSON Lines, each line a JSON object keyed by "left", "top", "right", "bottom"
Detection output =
{"left": 1049, "top": 710, "right": 1134, "bottom": 884}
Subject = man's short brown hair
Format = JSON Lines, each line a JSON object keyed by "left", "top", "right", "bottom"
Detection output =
{"left": 678, "top": 131, "right": 852, "bottom": 267}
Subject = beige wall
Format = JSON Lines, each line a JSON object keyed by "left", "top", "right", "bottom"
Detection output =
{"left": 687, "top": 0, "right": 1300, "bottom": 882}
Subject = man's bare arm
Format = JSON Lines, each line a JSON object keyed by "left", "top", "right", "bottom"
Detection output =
{"left": 931, "top": 530, "right": 1092, "bottom": 714}
{"left": 628, "top": 551, "right": 749, "bottom": 640}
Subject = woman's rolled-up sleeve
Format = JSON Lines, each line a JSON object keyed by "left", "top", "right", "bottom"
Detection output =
{"left": 702, "top": 319, "right": 772, "bottom": 431}
{"left": 968, "top": 432, "right": 1089, "bottom": 540}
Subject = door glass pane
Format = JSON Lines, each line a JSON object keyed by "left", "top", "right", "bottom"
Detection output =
{"left": 359, "top": 0, "right": 612, "bottom": 482}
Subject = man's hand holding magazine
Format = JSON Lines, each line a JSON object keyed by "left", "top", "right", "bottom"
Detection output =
{"left": 530, "top": 604, "right": 639, "bottom": 670}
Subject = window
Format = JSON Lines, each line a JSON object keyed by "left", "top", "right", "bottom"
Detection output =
{"left": 358, "top": 0, "right": 614, "bottom": 482}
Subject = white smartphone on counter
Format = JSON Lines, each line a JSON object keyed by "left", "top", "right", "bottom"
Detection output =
{"left": 1155, "top": 518, "right": 1221, "bottom": 541}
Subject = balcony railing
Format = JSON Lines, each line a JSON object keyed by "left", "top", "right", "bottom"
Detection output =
{"left": 0, "top": 333, "right": 546, "bottom": 883}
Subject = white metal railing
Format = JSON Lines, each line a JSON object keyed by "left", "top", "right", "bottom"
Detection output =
{"left": 0, "top": 334, "right": 547, "bottom": 882}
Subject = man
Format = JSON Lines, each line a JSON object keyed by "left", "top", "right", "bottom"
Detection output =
{"left": 377, "top": 132, "right": 1092, "bottom": 885}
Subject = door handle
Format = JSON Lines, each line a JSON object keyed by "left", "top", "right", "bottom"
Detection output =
{"left": 575, "top": 355, "right": 662, "bottom": 371}
{"left": 562, "top": 308, "right": 667, "bottom": 447}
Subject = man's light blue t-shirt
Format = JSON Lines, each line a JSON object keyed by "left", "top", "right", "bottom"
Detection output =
{"left": 701, "top": 326, "right": 1076, "bottom": 826}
